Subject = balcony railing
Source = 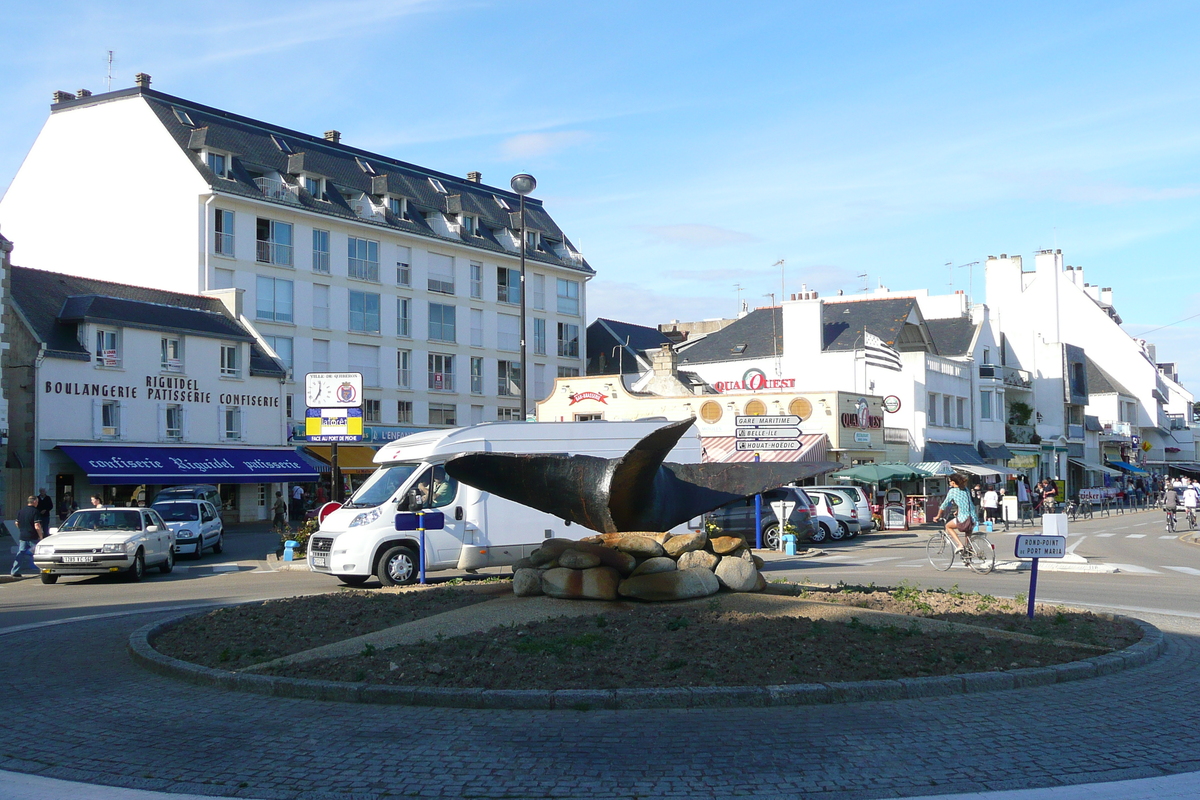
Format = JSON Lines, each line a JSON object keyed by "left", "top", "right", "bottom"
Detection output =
{"left": 1006, "top": 424, "right": 1038, "bottom": 444}
{"left": 1167, "top": 413, "right": 1190, "bottom": 430}
{"left": 254, "top": 176, "right": 299, "bottom": 203}
{"left": 1102, "top": 421, "right": 1133, "bottom": 437}
{"left": 256, "top": 240, "right": 294, "bottom": 266}
{"left": 1067, "top": 423, "right": 1085, "bottom": 440}
{"left": 980, "top": 364, "right": 1032, "bottom": 389}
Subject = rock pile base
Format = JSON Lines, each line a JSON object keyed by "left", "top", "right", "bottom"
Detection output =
{"left": 512, "top": 531, "right": 766, "bottom": 602}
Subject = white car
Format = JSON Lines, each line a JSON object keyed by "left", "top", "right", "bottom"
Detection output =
{"left": 807, "top": 492, "right": 842, "bottom": 543}
{"left": 809, "top": 484, "right": 875, "bottom": 532}
{"left": 805, "top": 489, "right": 861, "bottom": 539}
{"left": 151, "top": 500, "right": 224, "bottom": 559}
{"left": 34, "top": 507, "right": 175, "bottom": 584}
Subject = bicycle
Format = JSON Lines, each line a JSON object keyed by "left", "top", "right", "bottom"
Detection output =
{"left": 927, "top": 529, "right": 996, "bottom": 574}
{"left": 1188, "top": 507, "right": 1197, "bottom": 531}
{"left": 1165, "top": 508, "right": 1177, "bottom": 534}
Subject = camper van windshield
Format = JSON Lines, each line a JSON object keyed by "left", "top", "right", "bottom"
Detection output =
{"left": 344, "top": 463, "right": 422, "bottom": 509}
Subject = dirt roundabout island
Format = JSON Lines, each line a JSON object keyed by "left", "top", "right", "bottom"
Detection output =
{"left": 151, "top": 581, "right": 1145, "bottom": 692}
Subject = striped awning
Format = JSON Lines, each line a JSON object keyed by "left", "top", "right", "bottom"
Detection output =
{"left": 701, "top": 434, "right": 828, "bottom": 464}
{"left": 910, "top": 461, "right": 955, "bottom": 476}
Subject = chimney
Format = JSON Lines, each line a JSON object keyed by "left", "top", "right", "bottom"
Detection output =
{"left": 1101, "top": 287, "right": 1114, "bottom": 306}
{"left": 134, "top": 72, "right": 151, "bottom": 89}
{"left": 76, "top": 89, "right": 92, "bottom": 99}
{"left": 52, "top": 90, "right": 74, "bottom": 104}
{"left": 651, "top": 344, "right": 678, "bottom": 378}
{"left": 466, "top": 171, "right": 482, "bottom": 183}
{"left": 324, "top": 130, "right": 341, "bottom": 143}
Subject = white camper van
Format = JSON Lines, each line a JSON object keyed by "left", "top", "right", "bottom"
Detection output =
{"left": 308, "top": 419, "right": 703, "bottom": 586}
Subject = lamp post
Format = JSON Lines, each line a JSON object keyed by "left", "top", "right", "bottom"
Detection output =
{"left": 510, "top": 173, "right": 536, "bottom": 420}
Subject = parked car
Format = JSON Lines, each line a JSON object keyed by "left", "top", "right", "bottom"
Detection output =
{"left": 151, "top": 499, "right": 224, "bottom": 559}
{"left": 33, "top": 507, "right": 175, "bottom": 584}
{"left": 808, "top": 484, "right": 875, "bottom": 532}
{"left": 803, "top": 488, "right": 861, "bottom": 539}
{"left": 152, "top": 484, "right": 221, "bottom": 508}
{"left": 806, "top": 492, "right": 841, "bottom": 543}
{"left": 706, "top": 487, "right": 819, "bottom": 549}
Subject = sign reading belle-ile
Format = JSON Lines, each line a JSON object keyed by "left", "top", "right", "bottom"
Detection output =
{"left": 304, "top": 373, "right": 363, "bottom": 409}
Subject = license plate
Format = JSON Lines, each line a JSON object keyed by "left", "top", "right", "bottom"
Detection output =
{"left": 311, "top": 555, "right": 328, "bottom": 568}
{"left": 63, "top": 555, "right": 93, "bottom": 563}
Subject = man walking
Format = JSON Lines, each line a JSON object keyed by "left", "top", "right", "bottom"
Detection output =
{"left": 10, "top": 496, "right": 43, "bottom": 578}
{"left": 35, "top": 488, "right": 53, "bottom": 537}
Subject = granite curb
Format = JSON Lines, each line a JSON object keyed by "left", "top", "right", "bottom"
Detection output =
{"left": 128, "top": 610, "right": 1165, "bottom": 710}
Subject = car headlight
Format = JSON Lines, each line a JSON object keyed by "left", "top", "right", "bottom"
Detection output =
{"left": 349, "top": 508, "right": 383, "bottom": 528}
{"left": 178, "top": 529, "right": 194, "bottom": 538}
{"left": 102, "top": 542, "right": 130, "bottom": 554}
{"left": 35, "top": 544, "right": 54, "bottom": 555}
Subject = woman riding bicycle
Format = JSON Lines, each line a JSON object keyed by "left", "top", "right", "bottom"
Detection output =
{"left": 933, "top": 473, "right": 979, "bottom": 553}
{"left": 1163, "top": 484, "right": 1180, "bottom": 531}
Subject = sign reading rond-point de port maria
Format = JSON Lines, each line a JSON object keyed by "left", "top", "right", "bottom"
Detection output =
{"left": 304, "top": 372, "right": 364, "bottom": 442}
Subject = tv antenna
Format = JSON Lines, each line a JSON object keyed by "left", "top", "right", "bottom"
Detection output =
{"left": 106, "top": 51, "right": 114, "bottom": 91}
{"left": 733, "top": 283, "right": 745, "bottom": 315}
{"left": 772, "top": 259, "right": 785, "bottom": 304}
{"left": 858, "top": 273, "right": 869, "bottom": 293}
{"left": 947, "top": 261, "right": 981, "bottom": 301}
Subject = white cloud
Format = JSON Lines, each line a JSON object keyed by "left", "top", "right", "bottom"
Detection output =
{"left": 642, "top": 224, "right": 757, "bottom": 248}
{"left": 499, "top": 131, "right": 593, "bottom": 160}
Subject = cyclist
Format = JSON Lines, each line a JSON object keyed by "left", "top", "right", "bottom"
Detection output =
{"left": 1163, "top": 484, "right": 1180, "bottom": 532}
{"left": 1182, "top": 481, "right": 1199, "bottom": 528}
{"left": 933, "top": 473, "right": 979, "bottom": 553}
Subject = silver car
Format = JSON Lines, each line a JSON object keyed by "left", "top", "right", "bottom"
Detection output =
{"left": 151, "top": 500, "right": 224, "bottom": 559}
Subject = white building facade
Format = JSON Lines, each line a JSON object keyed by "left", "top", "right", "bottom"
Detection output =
{"left": 0, "top": 76, "right": 592, "bottom": 455}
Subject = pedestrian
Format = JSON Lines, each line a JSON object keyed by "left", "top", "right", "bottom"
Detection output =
{"left": 315, "top": 482, "right": 328, "bottom": 506}
{"left": 272, "top": 491, "right": 289, "bottom": 532}
{"left": 90, "top": 494, "right": 103, "bottom": 508}
{"left": 35, "top": 488, "right": 53, "bottom": 536}
{"left": 58, "top": 492, "right": 76, "bottom": 522}
{"left": 10, "top": 496, "right": 43, "bottom": 578}
{"left": 981, "top": 485, "right": 999, "bottom": 525}
{"left": 1042, "top": 479, "right": 1059, "bottom": 513}
{"left": 290, "top": 483, "right": 305, "bottom": 521}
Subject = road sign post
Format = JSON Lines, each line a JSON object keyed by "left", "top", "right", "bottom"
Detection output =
{"left": 1015, "top": 532, "right": 1067, "bottom": 619}
{"left": 735, "top": 415, "right": 802, "bottom": 550}
{"left": 305, "top": 373, "right": 364, "bottom": 503}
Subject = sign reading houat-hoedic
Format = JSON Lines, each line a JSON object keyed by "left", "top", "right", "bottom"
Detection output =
{"left": 304, "top": 372, "right": 364, "bottom": 443}
{"left": 714, "top": 368, "right": 796, "bottom": 393}
{"left": 734, "top": 415, "right": 802, "bottom": 451}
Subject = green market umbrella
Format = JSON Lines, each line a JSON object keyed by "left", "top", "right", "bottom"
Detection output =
{"left": 831, "top": 462, "right": 927, "bottom": 484}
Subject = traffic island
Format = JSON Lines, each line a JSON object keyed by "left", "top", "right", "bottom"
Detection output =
{"left": 128, "top": 582, "right": 1165, "bottom": 709}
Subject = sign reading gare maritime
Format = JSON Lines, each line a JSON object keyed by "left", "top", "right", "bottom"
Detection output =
{"left": 45, "top": 376, "right": 279, "bottom": 407}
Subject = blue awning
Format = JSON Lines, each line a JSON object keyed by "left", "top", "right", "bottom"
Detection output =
{"left": 924, "top": 441, "right": 987, "bottom": 466}
{"left": 1105, "top": 460, "right": 1149, "bottom": 476}
{"left": 58, "top": 445, "right": 320, "bottom": 485}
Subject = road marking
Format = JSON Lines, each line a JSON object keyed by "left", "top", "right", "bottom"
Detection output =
{"left": 1127, "top": 534, "right": 1147, "bottom": 539}
{"left": 1096, "top": 533, "right": 1116, "bottom": 537}
{"left": 212, "top": 565, "right": 240, "bottom": 572}
{"left": 1163, "top": 566, "right": 1200, "bottom": 576}
{"left": 1106, "top": 564, "right": 1163, "bottom": 574}
{"left": 1160, "top": 535, "right": 1177, "bottom": 539}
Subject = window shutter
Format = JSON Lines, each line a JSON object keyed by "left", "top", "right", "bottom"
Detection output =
{"left": 118, "top": 402, "right": 129, "bottom": 440}
{"left": 218, "top": 406, "right": 228, "bottom": 442}
{"left": 182, "top": 408, "right": 191, "bottom": 442}
{"left": 92, "top": 399, "right": 103, "bottom": 439}
{"left": 157, "top": 404, "right": 166, "bottom": 442}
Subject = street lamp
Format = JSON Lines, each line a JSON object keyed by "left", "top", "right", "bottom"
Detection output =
{"left": 510, "top": 173, "right": 536, "bottom": 420}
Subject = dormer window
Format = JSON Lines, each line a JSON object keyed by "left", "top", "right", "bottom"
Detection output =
{"left": 173, "top": 108, "right": 194, "bottom": 127}
{"left": 206, "top": 151, "right": 227, "bottom": 178}
{"left": 304, "top": 175, "right": 325, "bottom": 200}
{"left": 356, "top": 157, "right": 376, "bottom": 175}
{"left": 461, "top": 214, "right": 477, "bottom": 235}
{"left": 388, "top": 196, "right": 407, "bottom": 219}
{"left": 428, "top": 177, "right": 447, "bottom": 193}
{"left": 270, "top": 134, "right": 292, "bottom": 154}
{"left": 495, "top": 195, "right": 513, "bottom": 211}
{"left": 525, "top": 229, "right": 540, "bottom": 250}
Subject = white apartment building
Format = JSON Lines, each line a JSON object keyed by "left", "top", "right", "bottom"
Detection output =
{"left": 4, "top": 265, "right": 312, "bottom": 520}
{"left": 0, "top": 76, "right": 592, "bottom": 453}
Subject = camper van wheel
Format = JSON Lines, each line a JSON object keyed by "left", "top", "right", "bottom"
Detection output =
{"left": 337, "top": 574, "right": 369, "bottom": 586}
{"left": 377, "top": 545, "right": 419, "bottom": 586}
{"left": 762, "top": 524, "right": 781, "bottom": 551}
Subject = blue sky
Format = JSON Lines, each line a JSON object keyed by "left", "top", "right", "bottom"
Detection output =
{"left": 3, "top": 1, "right": 1200, "bottom": 384}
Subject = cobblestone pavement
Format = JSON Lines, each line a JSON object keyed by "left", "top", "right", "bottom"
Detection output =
{"left": 1, "top": 608, "right": 1198, "bottom": 800}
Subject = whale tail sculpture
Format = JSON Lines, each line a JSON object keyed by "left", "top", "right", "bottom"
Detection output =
{"left": 444, "top": 417, "right": 840, "bottom": 533}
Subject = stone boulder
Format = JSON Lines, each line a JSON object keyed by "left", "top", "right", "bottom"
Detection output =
{"left": 709, "top": 536, "right": 745, "bottom": 555}
{"left": 629, "top": 556, "right": 677, "bottom": 577}
{"left": 531, "top": 539, "right": 637, "bottom": 575}
{"left": 581, "top": 531, "right": 673, "bottom": 547}
{"left": 663, "top": 531, "right": 708, "bottom": 558}
{"left": 512, "top": 557, "right": 534, "bottom": 572}
{"left": 714, "top": 557, "right": 761, "bottom": 592}
{"left": 541, "top": 566, "right": 621, "bottom": 601}
{"left": 751, "top": 554, "right": 765, "bottom": 570}
{"left": 676, "top": 549, "right": 719, "bottom": 571}
{"left": 512, "top": 567, "right": 544, "bottom": 596}
{"left": 612, "top": 535, "right": 666, "bottom": 559}
{"left": 558, "top": 549, "right": 602, "bottom": 569}
{"left": 618, "top": 567, "right": 720, "bottom": 602}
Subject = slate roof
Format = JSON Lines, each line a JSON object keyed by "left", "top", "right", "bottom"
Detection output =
{"left": 676, "top": 308, "right": 784, "bottom": 366}
{"left": 1086, "top": 358, "right": 1133, "bottom": 396}
{"left": 924, "top": 317, "right": 977, "bottom": 357}
{"left": 822, "top": 298, "right": 921, "bottom": 352}
{"left": 10, "top": 266, "right": 284, "bottom": 377}
{"left": 53, "top": 87, "right": 591, "bottom": 276}
{"left": 586, "top": 318, "right": 673, "bottom": 375}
